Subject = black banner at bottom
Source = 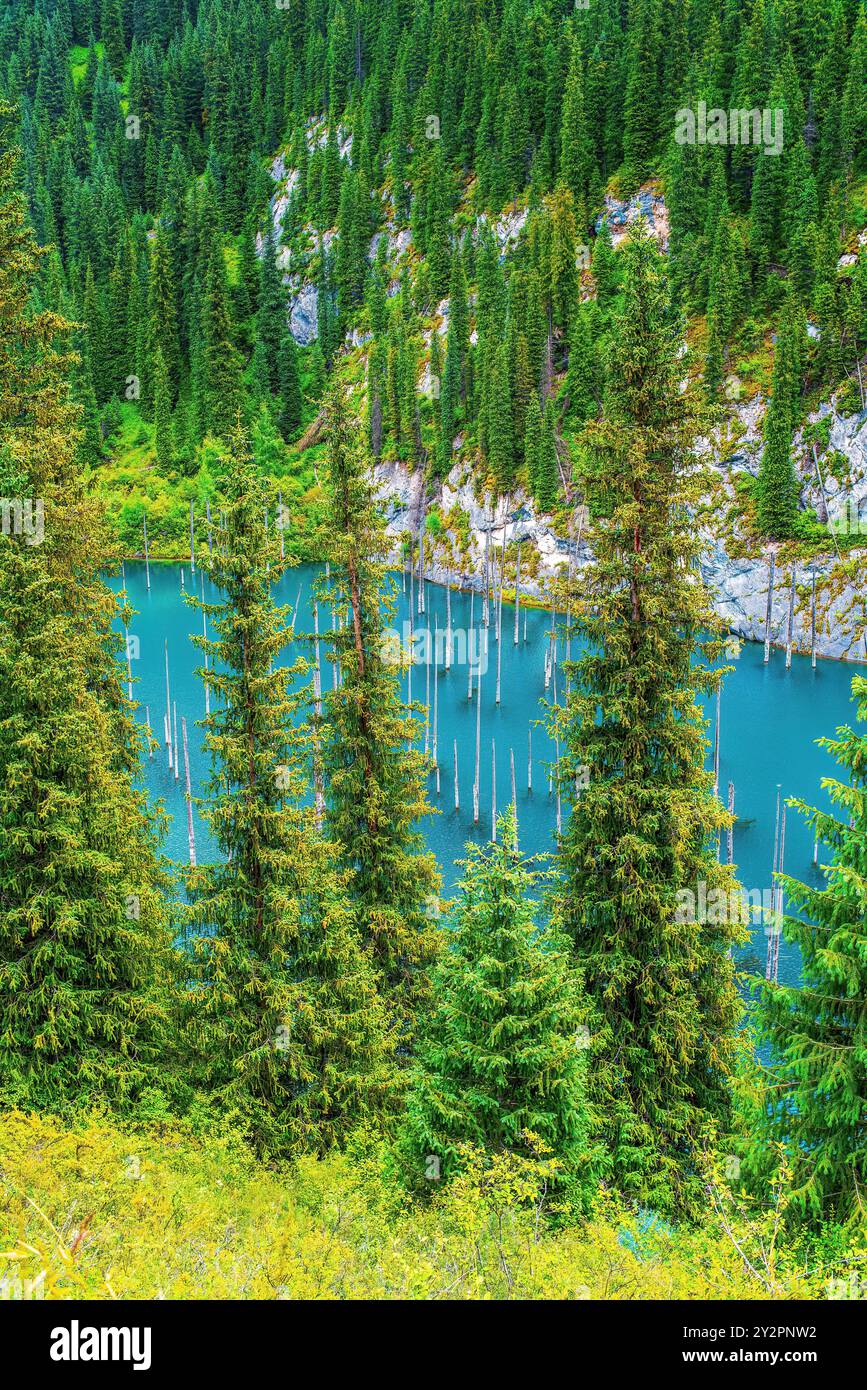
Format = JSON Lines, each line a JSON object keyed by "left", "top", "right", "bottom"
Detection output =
{"left": 10, "top": 1297, "right": 859, "bottom": 1378}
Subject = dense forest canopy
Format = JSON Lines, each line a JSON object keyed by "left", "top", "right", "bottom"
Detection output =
{"left": 0, "top": 0, "right": 864, "bottom": 549}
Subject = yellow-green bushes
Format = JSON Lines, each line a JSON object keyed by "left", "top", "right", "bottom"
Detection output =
{"left": 1, "top": 1111, "right": 860, "bottom": 1301}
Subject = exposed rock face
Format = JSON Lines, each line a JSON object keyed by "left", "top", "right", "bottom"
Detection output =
{"left": 372, "top": 401, "right": 867, "bottom": 665}
{"left": 596, "top": 184, "right": 670, "bottom": 252}
{"left": 260, "top": 138, "right": 351, "bottom": 346}
{"left": 800, "top": 404, "right": 867, "bottom": 533}
{"left": 374, "top": 459, "right": 590, "bottom": 595}
{"left": 701, "top": 544, "right": 865, "bottom": 662}
{"left": 288, "top": 279, "right": 319, "bottom": 347}
{"left": 838, "top": 228, "right": 867, "bottom": 270}
{"left": 370, "top": 226, "right": 412, "bottom": 261}
{"left": 489, "top": 206, "right": 528, "bottom": 257}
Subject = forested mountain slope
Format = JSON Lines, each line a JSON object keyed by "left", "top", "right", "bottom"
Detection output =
{"left": 2, "top": 0, "right": 866, "bottom": 652}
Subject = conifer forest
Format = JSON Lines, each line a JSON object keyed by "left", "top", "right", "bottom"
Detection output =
{"left": 2, "top": 0, "right": 867, "bottom": 1337}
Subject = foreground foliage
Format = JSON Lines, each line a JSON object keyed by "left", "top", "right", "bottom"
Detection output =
{"left": 1, "top": 1110, "right": 861, "bottom": 1302}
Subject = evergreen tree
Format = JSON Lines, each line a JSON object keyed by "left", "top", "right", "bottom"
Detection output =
{"left": 199, "top": 239, "right": 244, "bottom": 439}
{"left": 100, "top": 0, "right": 126, "bottom": 81}
{"left": 147, "top": 226, "right": 181, "bottom": 404}
{"left": 319, "top": 383, "right": 441, "bottom": 1039}
{"left": 446, "top": 247, "right": 469, "bottom": 400}
{"left": 437, "top": 334, "right": 459, "bottom": 477}
{"left": 335, "top": 169, "right": 368, "bottom": 313}
{"left": 152, "top": 345, "right": 173, "bottom": 472}
{"left": 554, "top": 226, "right": 745, "bottom": 1217}
{"left": 401, "top": 808, "right": 593, "bottom": 1199}
{"left": 83, "top": 261, "right": 110, "bottom": 405}
{"left": 186, "top": 420, "right": 394, "bottom": 1155}
{"left": 841, "top": 5, "right": 867, "bottom": 172}
{"left": 704, "top": 315, "right": 725, "bottom": 400}
{"left": 320, "top": 123, "right": 343, "bottom": 226}
{"left": 0, "top": 109, "right": 176, "bottom": 1112}
{"left": 567, "top": 302, "right": 604, "bottom": 422}
{"left": 276, "top": 329, "right": 303, "bottom": 442}
{"left": 524, "top": 389, "right": 543, "bottom": 497}
{"left": 559, "top": 41, "right": 594, "bottom": 224}
{"left": 424, "top": 146, "right": 452, "bottom": 301}
{"left": 543, "top": 184, "right": 579, "bottom": 342}
{"left": 622, "top": 0, "right": 663, "bottom": 189}
{"left": 257, "top": 213, "right": 286, "bottom": 396}
{"left": 591, "top": 220, "right": 618, "bottom": 312}
{"left": 535, "top": 399, "right": 560, "bottom": 512}
{"left": 487, "top": 340, "right": 515, "bottom": 493}
{"left": 307, "top": 339, "right": 326, "bottom": 404}
{"left": 756, "top": 295, "right": 804, "bottom": 539}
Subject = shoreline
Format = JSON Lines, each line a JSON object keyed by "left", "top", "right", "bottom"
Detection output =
{"left": 114, "top": 553, "right": 867, "bottom": 668}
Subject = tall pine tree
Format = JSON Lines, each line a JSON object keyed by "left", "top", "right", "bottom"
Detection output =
{"left": 319, "top": 382, "right": 441, "bottom": 1041}
{"left": 401, "top": 808, "right": 594, "bottom": 1202}
{"left": 185, "top": 420, "right": 395, "bottom": 1156}
{"left": 0, "top": 109, "right": 176, "bottom": 1112}
{"left": 553, "top": 226, "right": 745, "bottom": 1217}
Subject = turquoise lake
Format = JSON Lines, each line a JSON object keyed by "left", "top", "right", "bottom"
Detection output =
{"left": 112, "top": 560, "right": 864, "bottom": 989}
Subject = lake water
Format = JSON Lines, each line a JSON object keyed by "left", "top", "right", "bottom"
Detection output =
{"left": 112, "top": 560, "right": 863, "bottom": 988}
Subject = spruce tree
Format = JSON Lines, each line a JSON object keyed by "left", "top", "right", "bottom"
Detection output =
{"left": 704, "top": 315, "right": 725, "bottom": 400}
{"left": 401, "top": 808, "right": 593, "bottom": 1200}
{"left": 749, "top": 675, "right": 867, "bottom": 1227}
{"left": 841, "top": 5, "right": 867, "bottom": 172}
{"left": 622, "top": 0, "right": 663, "bottom": 189}
{"left": 543, "top": 184, "right": 579, "bottom": 337}
{"left": 256, "top": 213, "right": 286, "bottom": 396}
{"left": 447, "top": 247, "right": 469, "bottom": 399}
{"left": 199, "top": 238, "right": 244, "bottom": 439}
{"left": 487, "top": 340, "right": 515, "bottom": 493}
{"left": 276, "top": 328, "right": 303, "bottom": 442}
{"left": 185, "top": 420, "right": 394, "bottom": 1155}
{"left": 83, "top": 261, "right": 110, "bottom": 405}
{"left": 567, "top": 303, "right": 604, "bottom": 422}
{"left": 535, "top": 399, "right": 561, "bottom": 512}
{"left": 152, "top": 346, "right": 173, "bottom": 472}
{"left": 437, "top": 335, "right": 459, "bottom": 477}
{"left": 100, "top": 0, "right": 126, "bottom": 81}
{"left": 554, "top": 225, "right": 745, "bottom": 1217}
{"left": 425, "top": 146, "right": 452, "bottom": 301}
{"left": 0, "top": 110, "right": 176, "bottom": 1112}
{"left": 591, "top": 220, "right": 618, "bottom": 312}
{"left": 319, "top": 382, "right": 441, "bottom": 1040}
{"left": 147, "top": 226, "right": 181, "bottom": 404}
{"left": 559, "top": 41, "right": 594, "bottom": 224}
{"left": 524, "top": 390, "right": 543, "bottom": 497}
